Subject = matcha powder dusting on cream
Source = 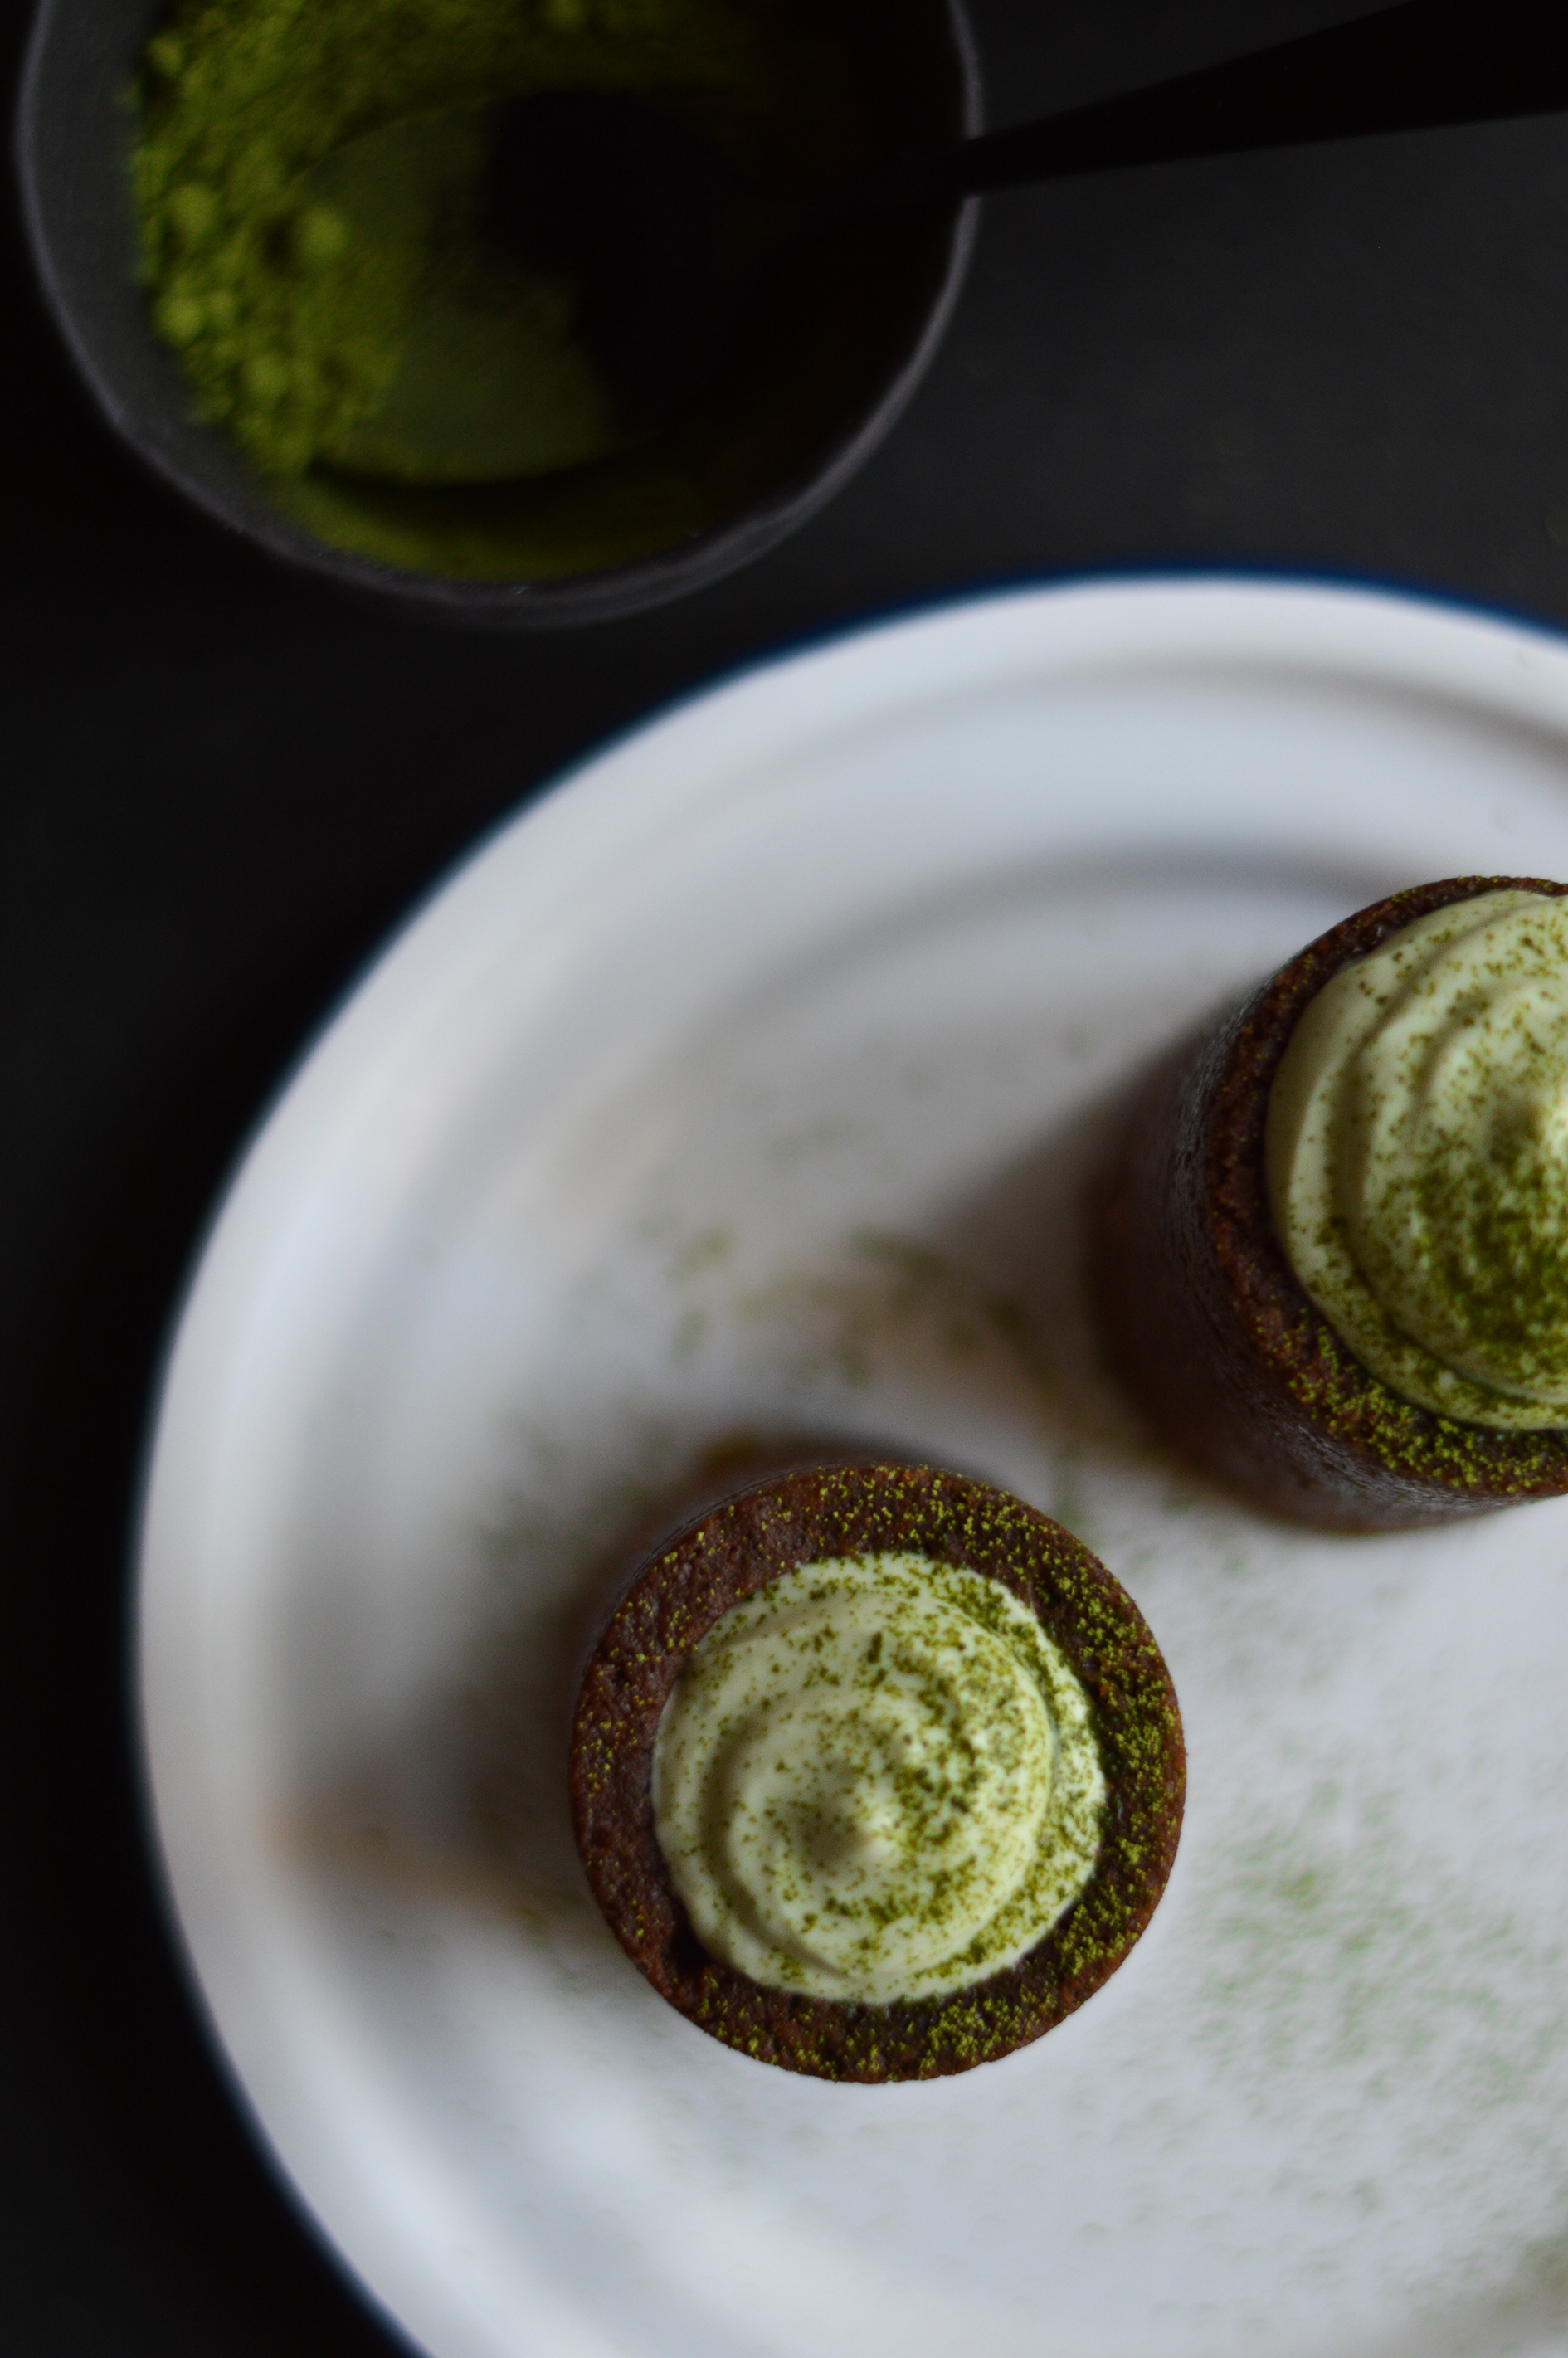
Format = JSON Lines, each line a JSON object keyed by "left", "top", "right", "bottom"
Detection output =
{"left": 1268, "top": 887, "right": 1568, "bottom": 1426}
{"left": 652, "top": 1552, "right": 1106, "bottom": 2006}
{"left": 133, "top": 0, "right": 862, "bottom": 481}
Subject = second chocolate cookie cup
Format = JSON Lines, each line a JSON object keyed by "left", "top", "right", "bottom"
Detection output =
{"left": 1089, "top": 875, "right": 1568, "bottom": 1532}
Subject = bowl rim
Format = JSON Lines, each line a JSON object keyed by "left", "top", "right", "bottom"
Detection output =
{"left": 14, "top": 0, "right": 982, "bottom": 627}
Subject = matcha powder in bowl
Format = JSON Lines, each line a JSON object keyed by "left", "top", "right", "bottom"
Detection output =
{"left": 133, "top": 0, "right": 842, "bottom": 482}
{"left": 19, "top": 0, "right": 978, "bottom": 621}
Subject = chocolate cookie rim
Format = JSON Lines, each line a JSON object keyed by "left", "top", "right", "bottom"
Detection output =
{"left": 1210, "top": 873, "right": 1568, "bottom": 1499}
{"left": 570, "top": 1461, "right": 1185, "bottom": 2083}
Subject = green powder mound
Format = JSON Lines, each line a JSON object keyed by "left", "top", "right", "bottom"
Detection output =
{"left": 134, "top": 0, "right": 863, "bottom": 481}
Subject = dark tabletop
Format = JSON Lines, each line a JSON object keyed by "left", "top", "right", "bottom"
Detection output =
{"left": 10, "top": 0, "right": 1568, "bottom": 2348}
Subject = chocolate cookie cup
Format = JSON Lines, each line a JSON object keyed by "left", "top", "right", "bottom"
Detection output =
{"left": 1090, "top": 875, "right": 1568, "bottom": 1532}
{"left": 570, "top": 1461, "right": 1185, "bottom": 2083}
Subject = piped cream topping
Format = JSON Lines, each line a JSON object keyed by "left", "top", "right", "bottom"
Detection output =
{"left": 1266, "top": 888, "right": 1568, "bottom": 1426}
{"left": 651, "top": 1552, "right": 1104, "bottom": 2005}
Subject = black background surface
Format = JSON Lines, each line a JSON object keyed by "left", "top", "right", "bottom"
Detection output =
{"left": 9, "top": 2, "right": 1568, "bottom": 2348}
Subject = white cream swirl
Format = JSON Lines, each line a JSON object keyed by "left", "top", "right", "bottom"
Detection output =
{"left": 651, "top": 1552, "right": 1104, "bottom": 2005}
{"left": 1266, "top": 888, "right": 1568, "bottom": 1425}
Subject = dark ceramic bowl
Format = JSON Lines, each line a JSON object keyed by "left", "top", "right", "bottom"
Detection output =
{"left": 17, "top": 0, "right": 978, "bottom": 626}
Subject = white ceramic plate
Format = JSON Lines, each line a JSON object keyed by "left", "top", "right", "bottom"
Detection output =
{"left": 141, "top": 578, "right": 1568, "bottom": 2358}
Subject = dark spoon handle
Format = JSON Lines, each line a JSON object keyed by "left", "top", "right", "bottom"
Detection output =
{"left": 868, "top": 0, "right": 1568, "bottom": 214}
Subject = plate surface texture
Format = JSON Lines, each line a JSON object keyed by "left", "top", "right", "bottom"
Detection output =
{"left": 141, "top": 579, "right": 1568, "bottom": 2358}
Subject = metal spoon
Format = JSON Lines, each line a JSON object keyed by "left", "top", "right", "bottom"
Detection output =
{"left": 313, "top": 0, "right": 1568, "bottom": 484}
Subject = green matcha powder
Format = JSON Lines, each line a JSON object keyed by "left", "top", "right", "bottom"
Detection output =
{"left": 134, "top": 0, "right": 867, "bottom": 553}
